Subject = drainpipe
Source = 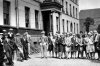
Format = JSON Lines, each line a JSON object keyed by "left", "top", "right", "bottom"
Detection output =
{"left": 15, "top": 0, "right": 19, "bottom": 33}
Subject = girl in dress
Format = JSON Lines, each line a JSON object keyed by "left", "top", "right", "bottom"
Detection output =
{"left": 65, "top": 33, "right": 71, "bottom": 59}
{"left": 85, "top": 32, "right": 95, "bottom": 59}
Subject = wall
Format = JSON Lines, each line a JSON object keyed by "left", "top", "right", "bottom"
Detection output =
{"left": 18, "top": 0, "right": 43, "bottom": 30}
{"left": 0, "top": 0, "right": 43, "bottom": 30}
{"left": 0, "top": 0, "right": 3, "bottom": 25}
{"left": 52, "top": 0, "right": 79, "bottom": 34}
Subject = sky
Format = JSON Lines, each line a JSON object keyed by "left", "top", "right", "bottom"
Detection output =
{"left": 79, "top": 0, "right": 100, "bottom": 11}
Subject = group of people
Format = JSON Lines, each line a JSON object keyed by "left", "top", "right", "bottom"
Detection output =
{"left": 0, "top": 28, "right": 31, "bottom": 66}
{"left": 39, "top": 30, "right": 100, "bottom": 61}
{"left": 1, "top": 27, "right": 100, "bottom": 66}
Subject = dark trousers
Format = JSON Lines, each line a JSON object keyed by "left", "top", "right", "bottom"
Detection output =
{"left": 0, "top": 58, "right": 4, "bottom": 66}
{"left": 97, "top": 51, "right": 100, "bottom": 59}
{"left": 23, "top": 48, "right": 28, "bottom": 60}
{"left": 6, "top": 51, "right": 13, "bottom": 65}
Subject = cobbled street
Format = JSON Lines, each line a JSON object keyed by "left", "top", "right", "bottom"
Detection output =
{"left": 14, "top": 53, "right": 100, "bottom": 66}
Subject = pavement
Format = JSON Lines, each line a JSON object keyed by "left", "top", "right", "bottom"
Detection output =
{"left": 14, "top": 53, "right": 100, "bottom": 66}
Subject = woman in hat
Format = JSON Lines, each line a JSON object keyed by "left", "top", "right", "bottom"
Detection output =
{"left": 65, "top": 33, "right": 71, "bottom": 59}
{"left": 86, "top": 32, "right": 95, "bottom": 59}
{"left": 71, "top": 34, "right": 78, "bottom": 58}
{"left": 54, "top": 33, "right": 59, "bottom": 58}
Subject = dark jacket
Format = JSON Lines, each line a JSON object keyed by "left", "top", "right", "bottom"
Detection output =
{"left": 71, "top": 37, "right": 77, "bottom": 46}
{"left": 21, "top": 38, "right": 28, "bottom": 50}
{"left": 0, "top": 40, "right": 4, "bottom": 62}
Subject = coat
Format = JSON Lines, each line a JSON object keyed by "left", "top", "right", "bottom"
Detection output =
{"left": 0, "top": 40, "right": 4, "bottom": 63}
{"left": 71, "top": 37, "right": 78, "bottom": 51}
{"left": 21, "top": 38, "right": 28, "bottom": 54}
{"left": 96, "top": 34, "right": 100, "bottom": 51}
{"left": 39, "top": 36, "right": 48, "bottom": 45}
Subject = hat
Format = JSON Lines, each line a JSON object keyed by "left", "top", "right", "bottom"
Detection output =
{"left": 16, "top": 33, "right": 20, "bottom": 36}
{"left": 23, "top": 32, "right": 27, "bottom": 36}
{"left": 80, "top": 31, "right": 83, "bottom": 33}
{"left": 41, "top": 31, "right": 45, "bottom": 34}
{"left": 3, "top": 29, "right": 6, "bottom": 32}
{"left": 24, "top": 32, "right": 28, "bottom": 35}
{"left": 67, "top": 32, "right": 70, "bottom": 34}
{"left": 94, "top": 30, "right": 97, "bottom": 33}
{"left": 62, "top": 32, "right": 66, "bottom": 34}
{"left": 88, "top": 32, "right": 92, "bottom": 35}
{"left": 73, "top": 34, "right": 76, "bottom": 36}
{"left": 9, "top": 28, "right": 13, "bottom": 31}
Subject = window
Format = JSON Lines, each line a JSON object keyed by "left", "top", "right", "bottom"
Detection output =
{"left": 76, "top": 8, "right": 77, "bottom": 18}
{"left": 76, "top": 0, "right": 78, "bottom": 4}
{"left": 67, "top": 20, "right": 68, "bottom": 32}
{"left": 73, "top": 6, "right": 75, "bottom": 17}
{"left": 35, "top": 10, "right": 39, "bottom": 29}
{"left": 62, "top": 0, "right": 64, "bottom": 13}
{"left": 77, "top": 24, "right": 78, "bottom": 33}
{"left": 56, "top": 17, "right": 59, "bottom": 31}
{"left": 70, "top": 23, "right": 73, "bottom": 32}
{"left": 74, "top": 23, "right": 75, "bottom": 33}
{"left": 66, "top": 2, "right": 68, "bottom": 15}
{"left": 25, "top": 7, "right": 30, "bottom": 28}
{"left": 70, "top": 4, "right": 72, "bottom": 17}
{"left": 62, "top": 19, "right": 65, "bottom": 33}
{"left": 3, "top": 1, "right": 10, "bottom": 25}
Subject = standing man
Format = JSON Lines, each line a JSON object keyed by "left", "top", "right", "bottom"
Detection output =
{"left": 15, "top": 33, "right": 24, "bottom": 61}
{"left": 3, "top": 33, "right": 14, "bottom": 65}
{"left": 25, "top": 32, "right": 31, "bottom": 55}
{"left": 39, "top": 31, "right": 48, "bottom": 58}
{"left": 93, "top": 30, "right": 98, "bottom": 59}
{"left": 21, "top": 34, "right": 29, "bottom": 60}
{"left": 8, "top": 28, "right": 15, "bottom": 61}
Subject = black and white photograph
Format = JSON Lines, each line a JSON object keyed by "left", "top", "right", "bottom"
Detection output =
{"left": 0, "top": 0, "right": 100, "bottom": 66}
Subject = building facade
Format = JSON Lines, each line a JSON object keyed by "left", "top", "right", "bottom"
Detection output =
{"left": 79, "top": 8, "right": 100, "bottom": 33}
{"left": 0, "top": 0, "right": 79, "bottom": 42}
{"left": 41, "top": 0, "right": 79, "bottom": 35}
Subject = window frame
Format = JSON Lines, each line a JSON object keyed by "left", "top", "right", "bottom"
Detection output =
{"left": 25, "top": 6, "right": 30, "bottom": 28}
{"left": 3, "top": 0, "right": 10, "bottom": 25}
